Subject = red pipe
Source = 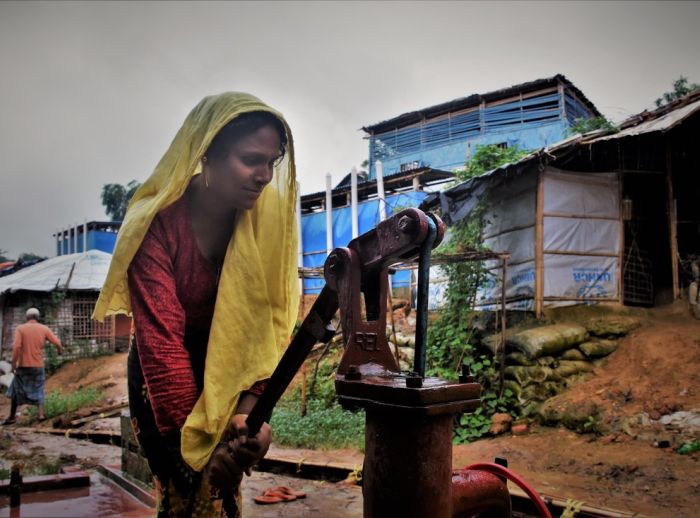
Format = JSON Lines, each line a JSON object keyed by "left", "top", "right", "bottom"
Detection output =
{"left": 462, "top": 463, "right": 552, "bottom": 518}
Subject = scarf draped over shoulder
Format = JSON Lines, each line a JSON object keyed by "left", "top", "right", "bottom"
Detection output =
{"left": 93, "top": 92, "right": 299, "bottom": 471}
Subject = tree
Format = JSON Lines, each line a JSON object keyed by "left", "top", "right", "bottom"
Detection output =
{"left": 457, "top": 144, "right": 528, "bottom": 182}
{"left": 101, "top": 180, "right": 141, "bottom": 221}
{"left": 0, "top": 249, "right": 10, "bottom": 262}
{"left": 655, "top": 76, "right": 700, "bottom": 108}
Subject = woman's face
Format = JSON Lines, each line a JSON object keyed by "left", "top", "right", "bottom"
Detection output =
{"left": 204, "top": 124, "right": 282, "bottom": 210}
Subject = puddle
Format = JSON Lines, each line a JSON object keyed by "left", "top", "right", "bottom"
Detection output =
{"left": 0, "top": 472, "right": 152, "bottom": 517}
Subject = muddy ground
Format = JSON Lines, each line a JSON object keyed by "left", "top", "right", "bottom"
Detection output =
{"left": 0, "top": 304, "right": 699, "bottom": 517}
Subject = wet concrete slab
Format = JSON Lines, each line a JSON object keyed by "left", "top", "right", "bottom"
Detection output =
{"left": 0, "top": 472, "right": 152, "bottom": 517}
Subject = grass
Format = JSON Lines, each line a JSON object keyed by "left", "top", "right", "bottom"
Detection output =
{"left": 270, "top": 398, "right": 365, "bottom": 451}
{"left": 269, "top": 353, "right": 365, "bottom": 451}
{"left": 27, "top": 387, "right": 102, "bottom": 421}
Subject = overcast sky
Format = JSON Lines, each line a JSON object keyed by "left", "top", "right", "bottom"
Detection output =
{"left": 1, "top": 1, "right": 699, "bottom": 258}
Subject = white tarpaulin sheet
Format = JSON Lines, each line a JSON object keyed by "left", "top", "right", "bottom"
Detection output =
{"left": 478, "top": 170, "right": 537, "bottom": 309}
{"left": 0, "top": 250, "right": 112, "bottom": 293}
{"left": 542, "top": 167, "right": 620, "bottom": 305}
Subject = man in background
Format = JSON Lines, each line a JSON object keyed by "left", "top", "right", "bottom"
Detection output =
{"left": 3, "top": 308, "right": 62, "bottom": 424}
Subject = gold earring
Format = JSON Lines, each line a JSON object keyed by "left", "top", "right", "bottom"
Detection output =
{"left": 202, "top": 156, "right": 209, "bottom": 187}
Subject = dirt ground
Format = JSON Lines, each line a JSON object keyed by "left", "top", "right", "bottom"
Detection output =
{"left": 0, "top": 304, "right": 699, "bottom": 517}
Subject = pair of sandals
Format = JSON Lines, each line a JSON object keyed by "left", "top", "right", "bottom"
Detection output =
{"left": 253, "top": 485, "right": 307, "bottom": 505}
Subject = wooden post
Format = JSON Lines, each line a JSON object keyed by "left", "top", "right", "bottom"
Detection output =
{"left": 535, "top": 170, "right": 545, "bottom": 317}
{"left": 666, "top": 139, "right": 680, "bottom": 299}
{"left": 617, "top": 172, "right": 624, "bottom": 304}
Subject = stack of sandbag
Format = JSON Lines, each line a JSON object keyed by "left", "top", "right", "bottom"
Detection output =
{"left": 484, "top": 316, "right": 639, "bottom": 416}
{"left": 386, "top": 326, "right": 416, "bottom": 371}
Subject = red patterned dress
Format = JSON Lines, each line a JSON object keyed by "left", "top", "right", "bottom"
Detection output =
{"left": 127, "top": 183, "right": 264, "bottom": 517}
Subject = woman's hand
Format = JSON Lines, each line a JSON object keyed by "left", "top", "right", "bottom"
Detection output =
{"left": 224, "top": 414, "right": 272, "bottom": 475}
{"left": 206, "top": 413, "right": 272, "bottom": 491}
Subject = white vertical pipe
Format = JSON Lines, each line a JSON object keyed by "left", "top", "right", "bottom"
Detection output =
{"left": 74, "top": 222, "right": 79, "bottom": 253}
{"left": 376, "top": 160, "right": 387, "bottom": 222}
{"left": 351, "top": 167, "right": 359, "bottom": 238}
{"left": 59, "top": 228, "right": 64, "bottom": 256}
{"left": 413, "top": 176, "right": 421, "bottom": 191}
{"left": 295, "top": 181, "right": 303, "bottom": 296}
{"left": 325, "top": 173, "right": 333, "bottom": 256}
{"left": 83, "top": 219, "right": 88, "bottom": 253}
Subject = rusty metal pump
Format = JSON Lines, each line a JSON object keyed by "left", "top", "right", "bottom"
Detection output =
{"left": 246, "top": 208, "right": 538, "bottom": 517}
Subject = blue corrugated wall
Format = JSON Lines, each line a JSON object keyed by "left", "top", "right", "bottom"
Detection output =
{"left": 368, "top": 89, "right": 595, "bottom": 178}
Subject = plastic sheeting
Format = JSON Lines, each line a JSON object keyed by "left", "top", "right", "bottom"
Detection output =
{"left": 472, "top": 166, "right": 620, "bottom": 311}
{"left": 0, "top": 250, "right": 112, "bottom": 293}
{"left": 542, "top": 168, "right": 619, "bottom": 306}
{"left": 301, "top": 191, "right": 426, "bottom": 293}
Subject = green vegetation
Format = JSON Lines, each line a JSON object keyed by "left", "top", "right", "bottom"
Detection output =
{"left": 101, "top": 180, "right": 141, "bottom": 221}
{"left": 655, "top": 75, "right": 699, "bottom": 108}
{"left": 27, "top": 388, "right": 102, "bottom": 422}
{"left": 568, "top": 116, "right": 616, "bottom": 135}
{"left": 456, "top": 144, "right": 528, "bottom": 182}
{"left": 428, "top": 144, "right": 522, "bottom": 443}
{"left": 270, "top": 355, "right": 365, "bottom": 450}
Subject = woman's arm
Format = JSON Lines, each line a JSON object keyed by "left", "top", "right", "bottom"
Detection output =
{"left": 128, "top": 223, "right": 199, "bottom": 435}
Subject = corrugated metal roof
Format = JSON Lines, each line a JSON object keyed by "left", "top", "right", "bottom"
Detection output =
{"left": 0, "top": 250, "right": 112, "bottom": 293}
{"left": 593, "top": 97, "right": 700, "bottom": 141}
{"left": 362, "top": 74, "right": 601, "bottom": 133}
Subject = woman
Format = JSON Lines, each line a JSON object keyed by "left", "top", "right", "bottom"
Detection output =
{"left": 93, "top": 93, "right": 299, "bottom": 517}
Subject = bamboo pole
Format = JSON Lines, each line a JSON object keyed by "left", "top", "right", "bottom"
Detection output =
{"left": 665, "top": 138, "right": 680, "bottom": 299}
{"left": 535, "top": 170, "right": 545, "bottom": 317}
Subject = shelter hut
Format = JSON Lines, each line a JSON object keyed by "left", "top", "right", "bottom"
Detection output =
{"left": 421, "top": 90, "right": 700, "bottom": 316}
{"left": 0, "top": 250, "right": 130, "bottom": 362}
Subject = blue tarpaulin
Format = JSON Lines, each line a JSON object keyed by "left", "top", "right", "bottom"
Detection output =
{"left": 301, "top": 191, "right": 427, "bottom": 293}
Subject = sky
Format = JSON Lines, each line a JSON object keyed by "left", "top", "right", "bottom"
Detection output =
{"left": 1, "top": 1, "right": 699, "bottom": 258}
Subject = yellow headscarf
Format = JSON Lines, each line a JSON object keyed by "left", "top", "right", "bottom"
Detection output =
{"left": 93, "top": 92, "right": 299, "bottom": 471}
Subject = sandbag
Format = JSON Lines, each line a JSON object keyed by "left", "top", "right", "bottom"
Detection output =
{"left": 482, "top": 334, "right": 508, "bottom": 355}
{"left": 585, "top": 316, "right": 640, "bottom": 337}
{"left": 506, "top": 352, "right": 534, "bottom": 366}
{"left": 0, "top": 361, "right": 11, "bottom": 375}
{"left": 505, "top": 365, "right": 561, "bottom": 386}
{"left": 559, "top": 348, "right": 586, "bottom": 361}
{"left": 555, "top": 360, "right": 594, "bottom": 378}
{"left": 535, "top": 356, "right": 559, "bottom": 368}
{"left": 579, "top": 339, "right": 618, "bottom": 358}
{"left": 507, "top": 324, "right": 588, "bottom": 359}
{"left": 521, "top": 381, "right": 563, "bottom": 403}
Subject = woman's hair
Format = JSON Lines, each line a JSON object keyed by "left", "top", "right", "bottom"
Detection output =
{"left": 205, "top": 111, "right": 288, "bottom": 162}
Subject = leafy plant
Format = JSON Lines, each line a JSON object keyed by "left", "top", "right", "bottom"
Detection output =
{"left": 457, "top": 144, "right": 528, "bottom": 182}
{"left": 655, "top": 75, "right": 700, "bottom": 107}
{"left": 428, "top": 145, "right": 522, "bottom": 443}
{"left": 568, "top": 116, "right": 616, "bottom": 135}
